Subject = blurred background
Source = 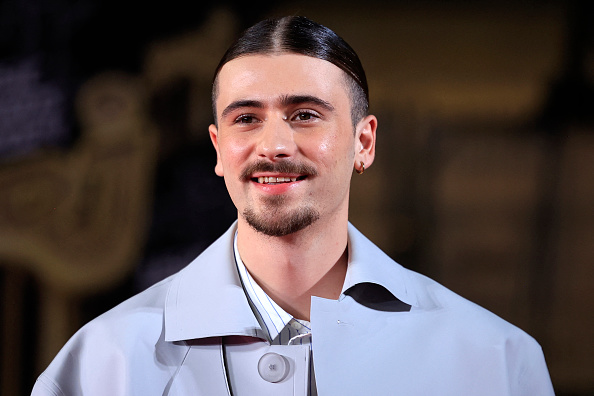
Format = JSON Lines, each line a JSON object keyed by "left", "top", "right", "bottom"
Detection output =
{"left": 1, "top": 0, "right": 593, "bottom": 394}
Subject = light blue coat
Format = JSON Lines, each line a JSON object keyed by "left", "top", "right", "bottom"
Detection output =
{"left": 32, "top": 222, "right": 555, "bottom": 395}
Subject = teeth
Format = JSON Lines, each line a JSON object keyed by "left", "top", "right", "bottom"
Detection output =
{"left": 256, "top": 176, "right": 299, "bottom": 184}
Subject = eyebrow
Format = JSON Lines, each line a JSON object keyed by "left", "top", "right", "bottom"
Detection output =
{"left": 219, "top": 95, "right": 335, "bottom": 121}
{"left": 279, "top": 95, "right": 335, "bottom": 112}
{"left": 220, "top": 99, "right": 264, "bottom": 120}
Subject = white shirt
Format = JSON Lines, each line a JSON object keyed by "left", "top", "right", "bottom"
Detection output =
{"left": 233, "top": 232, "right": 317, "bottom": 395}
{"left": 233, "top": 232, "right": 312, "bottom": 344}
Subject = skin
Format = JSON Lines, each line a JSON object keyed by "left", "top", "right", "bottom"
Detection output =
{"left": 209, "top": 53, "right": 377, "bottom": 320}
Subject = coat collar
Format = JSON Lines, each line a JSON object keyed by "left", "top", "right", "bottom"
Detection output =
{"left": 343, "top": 223, "right": 421, "bottom": 308}
{"left": 164, "top": 221, "right": 423, "bottom": 342}
{"left": 164, "top": 222, "right": 264, "bottom": 342}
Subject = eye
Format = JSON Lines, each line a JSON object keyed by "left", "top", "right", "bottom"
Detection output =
{"left": 291, "top": 110, "right": 320, "bottom": 122}
{"left": 234, "top": 114, "right": 259, "bottom": 124}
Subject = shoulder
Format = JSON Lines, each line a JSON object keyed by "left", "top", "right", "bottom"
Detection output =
{"left": 85, "top": 275, "right": 173, "bottom": 338}
{"left": 349, "top": 223, "right": 546, "bottom": 361}
{"left": 389, "top": 268, "right": 553, "bottom": 393}
{"left": 348, "top": 223, "right": 536, "bottom": 340}
{"left": 406, "top": 268, "right": 529, "bottom": 337}
{"left": 34, "top": 276, "right": 181, "bottom": 396}
{"left": 36, "top": 223, "right": 241, "bottom": 395}
{"left": 53, "top": 276, "right": 173, "bottom": 361}
{"left": 401, "top": 267, "right": 551, "bottom": 379}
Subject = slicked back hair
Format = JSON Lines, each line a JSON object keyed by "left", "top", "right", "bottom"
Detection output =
{"left": 212, "top": 16, "right": 369, "bottom": 127}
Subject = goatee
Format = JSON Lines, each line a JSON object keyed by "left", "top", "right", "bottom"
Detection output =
{"left": 243, "top": 195, "right": 320, "bottom": 237}
{"left": 240, "top": 159, "right": 319, "bottom": 236}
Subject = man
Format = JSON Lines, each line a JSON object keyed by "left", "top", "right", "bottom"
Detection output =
{"left": 32, "top": 16, "right": 554, "bottom": 395}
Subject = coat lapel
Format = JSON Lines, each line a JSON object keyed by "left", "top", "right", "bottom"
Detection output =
{"left": 164, "top": 222, "right": 264, "bottom": 342}
{"left": 166, "top": 337, "right": 231, "bottom": 396}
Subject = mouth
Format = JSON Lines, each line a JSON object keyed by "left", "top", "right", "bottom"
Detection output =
{"left": 241, "top": 160, "right": 318, "bottom": 186}
{"left": 252, "top": 175, "right": 308, "bottom": 185}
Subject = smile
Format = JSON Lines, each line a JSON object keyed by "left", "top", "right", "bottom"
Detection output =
{"left": 254, "top": 176, "right": 307, "bottom": 184}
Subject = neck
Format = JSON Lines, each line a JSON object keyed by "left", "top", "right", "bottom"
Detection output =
{"left": 236, "top": 214, "right": 349, "bottom": 321}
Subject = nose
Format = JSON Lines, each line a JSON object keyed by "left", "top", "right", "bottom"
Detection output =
{"left": 256, "top": 117, "right": 297, "bottom": 160}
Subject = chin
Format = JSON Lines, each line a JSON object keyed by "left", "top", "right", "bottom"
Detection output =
{"left": 243, "top": 206, "right": 320, "bottom": 237}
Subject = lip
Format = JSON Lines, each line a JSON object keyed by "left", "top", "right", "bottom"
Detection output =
{"left": 250, "top": 172, "right": 304, "bottom": 178}
{"left": 250, "top": 172, "right": 308, "bottom": 183}
{"left": 249, "top": 173, "right": 308, "bottom": 195}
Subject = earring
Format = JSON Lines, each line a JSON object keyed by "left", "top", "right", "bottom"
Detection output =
{"left": 356, "top": 161, "right": 365, "bottom": 174}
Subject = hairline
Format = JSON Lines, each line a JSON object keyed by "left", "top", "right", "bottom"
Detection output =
{"left": 211, "top": 52, "right": 367, "bottom": 129}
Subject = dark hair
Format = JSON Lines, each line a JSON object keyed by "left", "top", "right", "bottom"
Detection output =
{"left": 212, "top": 16, "right": 369, "bottom": 126}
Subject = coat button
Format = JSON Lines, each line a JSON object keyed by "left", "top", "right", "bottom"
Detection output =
{"left": 258, "top": 352, "right": 290, "bottom": 383}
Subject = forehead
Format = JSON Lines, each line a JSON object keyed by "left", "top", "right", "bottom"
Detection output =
{"left": 215, "top": 54, "right": 350, "bottom": 108}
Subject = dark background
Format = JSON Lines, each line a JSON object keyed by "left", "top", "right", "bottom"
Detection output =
{"left": 1, "top": 0, "right": 593, "bottom": 394}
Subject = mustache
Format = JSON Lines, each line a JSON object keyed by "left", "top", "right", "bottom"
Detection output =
{"left": 240, "top": 160, "right": 318, "bottom": 181}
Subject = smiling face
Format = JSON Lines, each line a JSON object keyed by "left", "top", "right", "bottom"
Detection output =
{"left": 209, "top": 53, "right": 376, "bottom": 237}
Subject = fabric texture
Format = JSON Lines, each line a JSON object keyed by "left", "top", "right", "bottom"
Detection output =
{"left": 31, "top": 222, "right": 555, "bottom": 396}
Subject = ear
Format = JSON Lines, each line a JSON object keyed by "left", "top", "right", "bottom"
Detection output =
{"left": 209, "top": 124, "right": 224, "bottom": 177}
{"left": 354, "top": 114, "right": 377, "bottom": 171}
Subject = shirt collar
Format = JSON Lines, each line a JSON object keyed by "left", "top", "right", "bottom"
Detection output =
{"left": 233, "top": 231, "right": 293, "bottom": 342}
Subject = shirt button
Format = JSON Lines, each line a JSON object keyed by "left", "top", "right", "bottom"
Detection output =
{"left": 258, "top": 353, "right": 290, "bottom": 383}
{"left": 291, "top": 321, "right": 302, "bottom": 330}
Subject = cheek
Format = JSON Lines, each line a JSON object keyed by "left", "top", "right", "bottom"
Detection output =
{"left": 314, "top": 131, "right": 356, "bottom": 168}
{"left": 219, "top": 137, "right": 252, "bottom": 171}
{"left": 308, "top": 129, "right": 340, "bottom": 157}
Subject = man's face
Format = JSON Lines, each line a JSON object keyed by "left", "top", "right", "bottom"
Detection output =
{"left": 209, "top": 53, "right": 375, "bottom": 236}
